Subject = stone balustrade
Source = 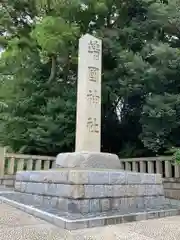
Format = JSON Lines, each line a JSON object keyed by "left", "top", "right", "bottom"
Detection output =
{"left": 0, "top": 147, "right": 56, "bottom": 179}
{"left": 120, "top": 156, "right": 179, "bottom": 178}
{"left": 0, "top": 148, "right": 178, "bottom": 179}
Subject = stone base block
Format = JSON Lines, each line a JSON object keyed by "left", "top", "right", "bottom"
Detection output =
{"left": 14, "top": 181, "right": 164, "bottom": 199}
{"left": 56, "top": 152, "right": 121, "bottom": 169}
{"left": 9, "top": 191, "right": 166, "bottom": 213}
{"left": 15, "top": 169, "right": 165, "bottom": 214}
{"left": 16, "top": 169, "right": 162, "bottom": 185}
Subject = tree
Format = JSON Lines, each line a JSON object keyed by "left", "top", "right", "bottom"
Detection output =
{"left": 0, "top": 0, "right": 180, "bottom": 156}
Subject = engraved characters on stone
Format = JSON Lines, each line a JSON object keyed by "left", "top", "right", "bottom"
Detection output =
{"left": 88, "top": 40, "right": 101, "bottom": 60}
{"left": 87, "top": 89, "right": 100, "bottom": 105}
{"left": 86, "top": 117, "right": 99, "bottom": 133}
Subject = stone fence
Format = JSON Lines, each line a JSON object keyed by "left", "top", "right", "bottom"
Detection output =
{"left": 121, "top": 156, "right": 176, "bottom": 178}
{"left": 0, "top": 148, "right": 55, "bottom": 186}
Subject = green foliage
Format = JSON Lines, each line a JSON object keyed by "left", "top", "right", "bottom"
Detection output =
{"left": 31, "top": 16, "right": 79, "bottom": 54}
{"left": 1, "top": 0, "right": 180, "bottom": 156}
{"left": 173, "top": 148, "right": 180, "bottom": 164}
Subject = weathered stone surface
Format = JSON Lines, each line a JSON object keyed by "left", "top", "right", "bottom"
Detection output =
{"left": 111, "top": 198, "right": 121, "bottom": 210}
{"left": 100, "top": 199, "right": 111, "bottom": 211}
{"left": 89, "top": 199, "right": 101, "bottom": 212}
{"left": 56, "top": 184, "right": 71, "bottom": 198}
{"left": 68, "top": 199, "right": 90, "bottom": 213}
{"left": 104, "top": 185, "right": 113, "bottom": 197}
{"left": 14, "top": 181, "right": 21, "bottom": 191}
{"left": 136, "top": 197, "right": 145, "bottom": 209}
{"left": 125, "top": 172, "right": 142, "bottom": 184}
{"left": 68, "top": 170, "right": 163, "bottom": 185}
{"left": 15, "top": 169, "right": 163, "bottom": 188}
{"left": 33, "top": 194, "right": 43, "bottom": 205}
{"left": 44, "top": 183, "right": 57, "bottom": 196}
{"left": 70, "top": 185, "right": 85, "bottom": 199}
{"left": 144, "top": 196, "right": 164, "bottom": 208}
{"left": 138, "top": 185, "right": 146, "bottom": 196}
{"left": 141, "top": 173, "right": 162, "bottom": 184}
{"left": 84, "top": 185, "right": 97, "bottom": 198}
{"left": 43, "top": 196, "right": 54, "bottom": 207}
{"left": 112, "top": 185, "right": 126, "bottom": 197}
{"left": 128, "top": 185, "right": 139, "bottom": 197}
{"left": 56, "top": 152, "right": 121, "bottom": 169}
{"left": 16, "top": 170, "right": 69, "bottom": 183}
{"left": 88, "top": 171, "right": 109, "bottom": 184}
{"left": 15, "top": 180, "right": 164, "bottom": 200}
{"left": 25, "top": 183, "right": 45, "bottom": 195}
{"left": 16, "top": 171, "right": 32, "bottom": 182}
{"left": 56, "top": 198, "right": 68, "bottom": 211}
{"left": 94, "top": 185, "right": 105, "bottom": 198}
{"left": 20, "top": 182, "right": 26, "bottom": 192}
{"left": 109, "top": 171, "right": 126, "bottom": 185}
{"left": 144, "top": 184, "right": 164, "bottom": 196}
{"left": 68, "top": 170, "right": 89, "bottom": 184}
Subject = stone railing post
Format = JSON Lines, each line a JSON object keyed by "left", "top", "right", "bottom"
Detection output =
{"left": 147, "top": 161, "right": 154, "bottom": 173}
{"left": 132, "top": 161, "right": 138, "bottom": 172}
{"left": 156, "top": 160, "right": 163, "bottom": 174}
{"left": 7, "top": 157, "right": 15, "bottom": 175}
{"left": 125, "top": 161, "right": 131, "bottom": 171}
{"left": 51, "top": 160, "right": 56, "bottom": 169}
{"left": 35, "top": 159, "right": 42, "bottom": 170}
{"left": 0, "top": 147, "right": 6, "bottom": 178}
{"left": 44, "top": 160, "right": 50, "bottom": 170}
{"left": 165, "top": 160, "right": 172, "bottom": 178}
{"left": 140, "top": 161, "right": 146, "bottom": 173}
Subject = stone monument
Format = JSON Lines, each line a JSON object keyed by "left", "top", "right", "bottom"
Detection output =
{"left": 76, "top": 33, "right": 102, "bottom": 152}
{"left": 56, "top": 34, "right": 121, "bottom": 169}
{"left": 1, "top": 34, "right": 180, "bottom": 230}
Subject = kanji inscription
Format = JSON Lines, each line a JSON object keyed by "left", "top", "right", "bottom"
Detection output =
{"left": 88, "top": 67, "right": 99, "bottom": 83}
{"left": 87, "top": 90, "right": 100, "bottom": 105}
{"left": 86, "top": 117, "right": 99, "bottom": 133}
{"left": 88, "top": 39, "right": 101, "bottom": 60}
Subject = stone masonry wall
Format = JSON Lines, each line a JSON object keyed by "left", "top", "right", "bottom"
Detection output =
{"left": 14, "top": 170, "right": 165, "bottom": 214}
{"left": 164, "top": 178, "right": 180, "bottom": 200}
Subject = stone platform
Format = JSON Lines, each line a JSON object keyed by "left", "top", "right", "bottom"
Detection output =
{"left": 15, "top": 169, "right": 165, "bottom": 213}
{"left": 0, "top": 168, "right": 179, "bottom": 229}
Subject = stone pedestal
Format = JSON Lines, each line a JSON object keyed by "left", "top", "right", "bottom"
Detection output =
{"left": 15, "top": 168, "right": 165, "bottom": 214}
{"left": 56, "top": 152, "right": 121, "bottom": 169}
